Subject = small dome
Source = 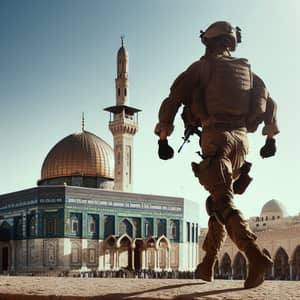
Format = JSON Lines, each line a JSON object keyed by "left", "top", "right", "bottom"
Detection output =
{"left": 260, "top": 199, "right": 287, "bottom": 217}
{"left": 41, "top": 130, "right": 114, "bottom": 181}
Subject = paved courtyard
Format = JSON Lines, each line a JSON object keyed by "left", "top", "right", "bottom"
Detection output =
{"left": 0, "top": 276, "right": 300, "bottom": 300}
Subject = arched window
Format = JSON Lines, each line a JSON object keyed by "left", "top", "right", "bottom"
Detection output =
{"left": 119, "top": 219, "right": 132, "bottom": 237}
{"left": 88, "top": 216, "right": 96, "bottom": 234}
{"left": 70, "top": 214, "right": 79, "bottom": 234}
{"left": 124, "top": 88, "right": 127, "bottom": 96}
{"left": 170, "top": 221, "right": 177, "bottom": 239}
{"left": 104, "top": 215, "right": 115, "bottom": 238}
{"left": 157, "top": 219, "right": 166, "bottom": 236}
{"left": 29, "top": 215, "right": 36, "bottom": 236}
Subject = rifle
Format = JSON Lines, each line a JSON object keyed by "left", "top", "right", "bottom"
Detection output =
{"left": 177, "top": 126, "right": 202, "bottom": 153}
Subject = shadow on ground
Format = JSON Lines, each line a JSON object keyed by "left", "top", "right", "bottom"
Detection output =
{"left": 0, "top": 282, "right": 247, "bottom": 300}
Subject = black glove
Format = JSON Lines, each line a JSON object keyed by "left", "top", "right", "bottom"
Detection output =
{"left": 158, "top": 139, "right": 174, "bottom": 160}
{"left": 260, "top": 137, "right": 276, "bottom": 158}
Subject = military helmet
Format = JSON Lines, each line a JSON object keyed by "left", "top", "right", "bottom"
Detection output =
{"left": 200, "top": 21, "right": 241, "bottom": 51}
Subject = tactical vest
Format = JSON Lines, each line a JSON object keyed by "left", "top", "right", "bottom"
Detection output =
{"left": 205, "top": 56, "right": 252, "bottom": 117}
{"left": 181, "top": 56, "right": 268, "bottom": 131}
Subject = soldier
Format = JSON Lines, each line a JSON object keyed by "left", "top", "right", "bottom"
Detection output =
{"left": 154, "top": 21, "right": 279, "bottom": 289}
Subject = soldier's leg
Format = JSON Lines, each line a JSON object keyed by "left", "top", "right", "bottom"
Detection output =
{"left": 195, "top": 197, "right": 227, "bottom": 281}
{"left": 193, "top": 128, "right": 272, "bottom": 287}
{"left": 213, "top": 197, "right": 273, "bottom": 288}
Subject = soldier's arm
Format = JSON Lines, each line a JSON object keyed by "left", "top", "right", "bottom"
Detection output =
{"left": 250, "top": 73, "right": 279, "bottom": 138}
{"left": 155, "top": 60, "right": 209, "bottom": 139}
{"left": 262, "top": 96, "right": 280, "bottom": 138}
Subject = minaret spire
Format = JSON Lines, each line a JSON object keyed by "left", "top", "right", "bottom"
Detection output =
{"left": 81, "top": 112, "right": 85, "bottom": 132}
{"left": 104, "top": 39, "right": 141, "bottom": 193}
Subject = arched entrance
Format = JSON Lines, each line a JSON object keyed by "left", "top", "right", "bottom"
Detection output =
{"left": 117, "top": 234, "right": 132, "bottom": 270}
{"left": 2, "top": 247, "right": 9, "bottom": 272}
{"left": 146, "top": 237, "right": 156, "bottom": 270}
{"left": 103, "top": 235, "right": 117, "bottom": 270}
{"left": 220, "top": 253, "right": 232, "bottom": 279}
{"left": 0, "top": 222, "right": 12, "bottom": 273}
{"left": 274, "top": 247, "right": 289, "bottom": 280}
{"left": 233, "top": 252, "right": 247, "bottom": 279}
{"left": 133, "top": 239, "right": 143, "bottom": 271}
{"left": 156, "top": 236, "right": 171, "bottom": 270}
{"left": 291, "top": 245, "right": 300, "bottom": 280}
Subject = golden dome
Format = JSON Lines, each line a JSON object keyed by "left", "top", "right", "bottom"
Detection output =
{"left": 41, "top": 130, "right": 114, "bottom": 180}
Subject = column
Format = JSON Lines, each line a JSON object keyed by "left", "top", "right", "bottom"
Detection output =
{"left": 141, "top": 218, "right": 145, "bottom": 238}
{"left": 99, "top": 214, "right": 103, "bottom": 240}
{"left": 154, "top": 249, "right": 157, "bottom": 270}
{"left": 145, "top": 249, "right": 148, "bottom": 269}
{"left": 10, "top": 241, "right": 15, "bottom": 272}
{"left": 131, "top": 249, "right": 135, "bottom": 270}
{"left": 35, "top": 210, "right": 39, "bottom": 236}
{"left": 82, "top": 213, "right": 87, "bottom": 238}
{"left": 289, "top": 263, "right": 293, "bottom": 280}
{"left": 22, "top": 211, "right": 27, "bottom": 238}
{"left": 141, "top": 249, "right": 146, "bottom": 269}
{"left": 102, "top": 250, "right": 106, "bottom": 270}
{"left": 167, "top": 248, "right": 171, "bottom": 270}
{"left": 153, "top": 218, "right": 158, "bottom": 237}
{"left": 156, "top": 249, "right": 160, "bottom": 271}
{"left": 116, "top": 249, "right": 119, "bottom": 270}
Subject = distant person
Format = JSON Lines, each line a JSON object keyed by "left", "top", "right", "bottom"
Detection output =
{"left": 154, "top": 21, "right": 279, "bottom": 288}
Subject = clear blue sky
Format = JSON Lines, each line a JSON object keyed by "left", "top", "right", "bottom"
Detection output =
{"left": 0, "top": 0, "right": 299, "bottom": 226}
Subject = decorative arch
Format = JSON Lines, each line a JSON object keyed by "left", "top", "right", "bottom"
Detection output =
{"left": 145, "top": 236, "right": 156, "bottom": 248}
{"left": 0, "top": 221, "right": 12, "bottom": 241}
{"left": 156, "top": 235, "right": 171, "bottom": 250}
{"left": 220, "top": 253, "right": 232, "bottom": 279}
{"left": 274, "top": 247, "right": 289, "bottom": 280}
{"left": 116, "top": 233, "right": 132, "bottom": 249}
{"left": 119, "top": 219, "right": 133, "bottom": 237}
{"left": 291, "top": 245, "right": 300, "bottom": 280}
{"left": 233, "top": 252, "right": 247, "bottom": 279}
{"left": 104, "top": 235, "right": 117, "bottom": 248}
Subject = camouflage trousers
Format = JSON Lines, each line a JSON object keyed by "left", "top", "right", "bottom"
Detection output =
{"left": 192, "top": 126, "right": 257, "bottom": 254}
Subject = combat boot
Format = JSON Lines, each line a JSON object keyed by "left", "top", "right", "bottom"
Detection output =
{"left": 194, "top": 254, "right": 216, "bottom": 282}
{"left": 244, "top": 244, "right": 273, "bottom": 289}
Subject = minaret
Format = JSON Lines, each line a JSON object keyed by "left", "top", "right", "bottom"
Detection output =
{"left": 104, "top": 37, "right": 141, "bottom": 192}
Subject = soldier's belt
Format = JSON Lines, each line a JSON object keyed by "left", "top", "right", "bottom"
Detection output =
{"left": 203, "top": 121, "right": 246, "bottom": 130}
